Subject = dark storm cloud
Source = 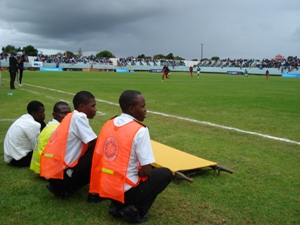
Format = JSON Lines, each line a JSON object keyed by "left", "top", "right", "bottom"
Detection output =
{"left": 2, "top": 1, "right": 163, "bottom": 37}
{"left": 1, "top": 0, "right": 300, "bottom": 59}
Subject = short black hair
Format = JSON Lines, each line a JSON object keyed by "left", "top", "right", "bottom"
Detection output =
{"left": 73, "top": 91, "right": 95, "bottom": 109}
{"left": 27, "top": 101, "right": 44, "bottom": 114}
{"left": 119, "top": 90, "right": 141, "bottom": 111}
{"left": 53, "top": 101, "right": 70, "bottom": 113}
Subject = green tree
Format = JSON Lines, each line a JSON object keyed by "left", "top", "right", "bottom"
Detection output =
{"left": 64, "top": 51, "right": 75, "bottom": 57}
{"left": 165, "top": 53, "right": 174, "bottom": 59}
{"left": 211, "top": 56, "right": 220, "bottom": 61}
{"left": 137, "top": 54, "right": 152, "bottom": 59}
{"left": 154, "top": 54, "right": 165, "bottom": 59}
{"left": 1, "top": 45, "right": 17, "bottom": 54}
{"left": 287, "top": 56, "right": 298, "bottom": 61}
{"left": 137, "top": 54, "right": 146, "bottom": 58}
{"left": 23, "top": 45, "right": 38, "bottom": 56}
{"left": 174, "top": 56, "right": 185, "bottom": 60}
{"left": 96, "top": 50, "right": 115, "bottom": 58}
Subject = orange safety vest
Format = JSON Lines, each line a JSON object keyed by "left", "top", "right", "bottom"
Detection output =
{"left": 90, "top": 118, "right": 147, "bottom": 203}
{"left": 40, "top": 112, "right": 88, "bottom": 179}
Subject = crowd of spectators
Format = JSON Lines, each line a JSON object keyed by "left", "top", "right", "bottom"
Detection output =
{"left": 1, "top": 52, "right": 299, "bottom": 71}
{"left": 52, "top": 54, "right": 296, "bottom": 71}
{"left": 1, "top": 52, "right": 9, "bottom": 61}
{"left": 119, "top": 57, "right": 160, "bottom": 66}
{"left": 36, "top": 54, "right": 113, "bottom": 65}
{"left": 1, "top": 52, "right": 110, "bottom": 65}
{"left": 118, "top": 57, "right": 186, "bottom": 68}
{"left": 197, "top": 57, "right": 299, "bottom": 71}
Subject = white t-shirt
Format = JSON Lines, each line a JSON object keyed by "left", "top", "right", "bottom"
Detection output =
{"left": 46, "top": 118, "right": 60, "bottom": 127}
{"left": 64, "top": 110, "right": 97, "bottom": 167}
{"left": 4, "top": 114, "right": 41, "bottom": 163}
{"left": 114, "top": 113, "right": 155, "bottom": 191}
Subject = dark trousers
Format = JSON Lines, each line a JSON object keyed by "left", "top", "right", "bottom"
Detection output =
{"left": 10, "top": 151, "right": 33, "bottom": 167}
{"left": 49, "top": 147, "right": 94, "bottom": 194}
{"left": 9, "top": 70, "right": 17, "bottom": 89}
{"left": 18, "top": 69, "right": 23, "bottom": 84}
{"left": 112, "top": 167, "right": 173, "bottom": 217}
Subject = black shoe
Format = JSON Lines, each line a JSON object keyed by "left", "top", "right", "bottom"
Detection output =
{"left": 109, "top": 201, "right": 122, "bottom": 218}
{"left": 119, "top": 205, "right": 149, "bottom": 223}
{"left": 137, "top": 215, "right": 149, "bottom": 223}
{"left": 11, "top": 87, "right": 15, "bottom": 90}
{"left": 46, "top": 183, "right": 68, "bottom": 199}
{"left": 87, "top": 193, "right": 105, "bottom": 203}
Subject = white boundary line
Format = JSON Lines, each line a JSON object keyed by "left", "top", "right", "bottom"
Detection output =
{"left": 0, "top": 119, "right": 15, "bottom": 122}
{"left": 21, "top": 83, "right": 300, "bottom": 146}
{"left": 148, "top": 111, "right": 300, "bottom": 146}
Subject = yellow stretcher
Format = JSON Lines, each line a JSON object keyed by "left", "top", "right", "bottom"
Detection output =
{"left": 151, "top": 140, "right": 233, "bottom": 183}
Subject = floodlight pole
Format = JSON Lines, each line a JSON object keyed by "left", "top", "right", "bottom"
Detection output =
{"left": 201, "top": 43, "right": 203, "bottom": 60}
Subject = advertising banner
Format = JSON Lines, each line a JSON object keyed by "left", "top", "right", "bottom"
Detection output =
{"left": 32, "top": 61, "right": 43, "bottom": 67}
{"left": 150, "top": 69, "right": 163, "bottom": 73}
{"left": 115, "top": 69, "right": 134, "bottom": 72}
{"left": 282, "top": 73, "right": 300, "bottom": 78}
{"left": 40, "top": 67, "right": 62, "bottom": 72}
{"left": 227, "top": 71, "right": 243, "bottom": 75}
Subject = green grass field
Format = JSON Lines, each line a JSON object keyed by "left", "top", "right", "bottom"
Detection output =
{"left": 0, "top": 70, "right": 299, "bottom": 225}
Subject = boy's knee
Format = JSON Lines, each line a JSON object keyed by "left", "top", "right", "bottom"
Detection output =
{"left": 161, "top": 168, "right": 173, "bottom": 182}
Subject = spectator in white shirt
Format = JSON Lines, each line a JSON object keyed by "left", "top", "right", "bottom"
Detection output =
{"left": 4, "top": 100, "right": 46, "bottom": 167}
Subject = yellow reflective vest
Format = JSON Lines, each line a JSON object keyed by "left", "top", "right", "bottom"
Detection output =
{"left": 30, "top": 123, "right": 59, "bottom": 174}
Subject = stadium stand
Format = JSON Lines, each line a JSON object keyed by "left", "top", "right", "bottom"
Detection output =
{"left": 1, "top": 52, "right": 299, "bottom": 75}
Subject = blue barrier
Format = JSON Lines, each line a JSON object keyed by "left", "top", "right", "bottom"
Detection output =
{"left": 227, "top": 71, "right": 243, "bottom": 75}
{"left": 40, "top": 68, "right": 63, "bottom": 72}
{"left": 115, "top": 69, "right": 134, "bottom": 73}
{"left": 282, "top": 73, "right": 300, "bottom": 78}
{"left": 150, "top": 69, "right": 163, "bottom": 73}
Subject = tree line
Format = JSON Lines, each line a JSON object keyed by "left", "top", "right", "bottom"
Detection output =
{"left": 2, "top": 44, "right": 297, "bottom": 62}
{"left": 1, "top": 45, "right": 189, "bottom": 60}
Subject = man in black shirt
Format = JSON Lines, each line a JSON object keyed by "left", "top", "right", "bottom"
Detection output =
{"left": 18, "top": 53, "right": 26, "bottom": 86}
{"left": 9, "top": 52, "right": 18, "bottom": 89}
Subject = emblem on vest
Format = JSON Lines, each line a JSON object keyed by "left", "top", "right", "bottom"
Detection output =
{"left": 103, "top": 137, "right": 119, "bottom": 162}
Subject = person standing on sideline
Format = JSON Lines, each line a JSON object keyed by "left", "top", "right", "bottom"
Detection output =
{"left": 244, "top": 69, "right": 248, "bottom": 79}
{"left": 197, "top": 66, "right": 201, "bottom": 78}
{"left": 89, "top": 90, "right": 173, "bottom": 223}
{"left": 4, "top": 101, "right": 46, "bottom": 167}
{"left": 30, "top": 101, "right": 71, "bottom": 174}
{"left": 265, "top": 70, "right": 269, "bottom": 79}
{"left": 189, "top": 66, "right": 193, "bottom": 77}
{"left": 40, "top": 91, "right": 98, "bottom": 199}
{"left": 9, "top": 52, "right": 18, "bottom": 89}
{"left": 128, "top": 65, "right": 131, "bottom": 73}
{"left": 18, "top": 52, "right": 26, "bottom": 86}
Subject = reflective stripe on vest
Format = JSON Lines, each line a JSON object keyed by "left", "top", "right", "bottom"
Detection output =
{"left": 89, "top": 119, "right": 144, "bottom": 203}
{"left": 30, "top": 123, "right": 59, "bottom": 174}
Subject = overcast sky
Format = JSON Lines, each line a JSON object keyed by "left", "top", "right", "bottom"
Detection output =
{"left": 1, "top": 0, "right": 299, "bottom": 60}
